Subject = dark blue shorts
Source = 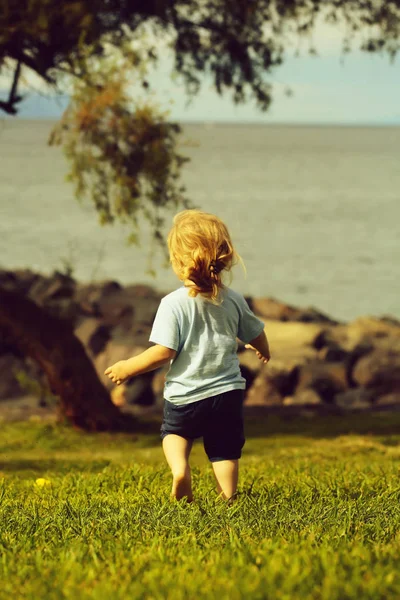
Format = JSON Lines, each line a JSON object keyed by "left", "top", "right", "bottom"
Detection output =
{"left": 160, "top": 388, "right": 245, "bottom": 462}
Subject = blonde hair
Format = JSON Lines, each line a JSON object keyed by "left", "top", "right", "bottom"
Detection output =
{"left": 167, "top": 209, "right": 246, "bottom": 305}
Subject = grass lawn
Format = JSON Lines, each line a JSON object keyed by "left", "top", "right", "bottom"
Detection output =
{"left": 1, "top": 410, "right": 400, "bottom": 599}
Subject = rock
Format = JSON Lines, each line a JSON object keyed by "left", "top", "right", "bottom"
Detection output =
{"left": 242, "top": 349, "right": 316, "bottom": 402}
{"left": 111, "top": 385, "right": 127, "bottom": 407}
{"left": 124, "top": 373, "right": 155, "bottom": 406}
{"left": 0, "top": 329, "right": 24, "bottom": 358}
{"left": 239, "top": 365, "right": 258, "bottom": 390}
{"left": 0, "top": 269, "right": 18, "bottom": 290}
{"left": 110, "top": 375, "right": 156, "bottom": 407}
{"left": 241, "top": 350, "right": 303, "bottom": 404}
{"left": 0, "top": 354, "right": 25, "bottom": 400}
{"left": 263, "top": 319, "right": 327, "bottom": 350}
{"left": 375, "top": 393, "right": 400, "bottom": 407}
{"left": 29, "top": 271, "right": 76, "bottom": 304}
{"left": 352, "top": 349, "right": 400, "bottom": 396}
{"left": 75, "top": 283, "right": 100, "bottom": 317}
{"left": 123, "top": 285, "right": 163, "bottom": 325}
{"left": 96, "top": 291, "right": 134, "bottom": 325}
{"left": 283, "top": 389, "right": 322, "bottom": 406}
{"left": 247, "top": 297, "right": 338, "bottom": 324}
{"left": 248, "top": 297, "right": 302, "bottom": 321}
{"left": 330, "top": 317, "right": 400, "bottom": 352}
{"left": 264, "top": 360, "right": 299, "bottom": 397}
{"left": 0, "top": 269, "right": 40, "bottom": 294}
{"left": 95, "top": 342, "right": 156, "bottom": 405}
{"left": 295, "top": 361, "right": 348, "bottom": 403}
{"left": 318, "top": 344, "right": 349, "bottom": 363}
{"left": 76, "top": 282, "right": 162, "bottom": 331}
{"left": 244, "top": 372, "right": 282, "bottom": 406}
{"left": 94, "top": 342, "right": 148, "bottom": 390}
{"left": 346, "top": 342, "right": 374, "bottom": 386}
{"left": 367, "top": 335, "right": 400, "bottom": 355}
{"left": 334, "top": 388, "right": 373, "bottom": 410}
{"left": 295, "top": 308, "right": 339, "bottom": 325}
{"left": 75, "top": 280, "right": 124, "bottom": 321}
{"left": 238, "top": 348, "right": 264, "bottom": 374}
{"left": 74, "top": 318, "right": 111, "bottom": 357}
{"left": 77, "top": 280, "right": 122, "bottom": 305}
{"left": 379, "top": 315, "right": 400, "bottom": 328}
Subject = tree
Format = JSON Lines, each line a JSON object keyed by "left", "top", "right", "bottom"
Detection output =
{"left": 1, "top": 1, "right": 399, "bottom": 115}
{"left": 1, "top": 0, "right": 399, "bottom": 430}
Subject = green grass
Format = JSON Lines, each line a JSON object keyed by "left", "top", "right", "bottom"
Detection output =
{"left": 1, "top": 412, "right": 400, "bottom": 599}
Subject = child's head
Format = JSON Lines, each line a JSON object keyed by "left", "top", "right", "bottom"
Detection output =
{"left": 167, "top": 209, "right": 246, "bottom": 304}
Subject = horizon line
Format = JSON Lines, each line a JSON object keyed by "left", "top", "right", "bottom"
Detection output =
{"left": 3, "top": 116, "right": 400, "bottom": 127}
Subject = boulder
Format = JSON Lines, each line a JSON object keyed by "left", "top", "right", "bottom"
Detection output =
{"left": 110, "top": 384, "right": 127, "bottom": 407}
{"left": 334, "top": 388, "right": 373, "bottom": 410}
{"left": 244, "top": 372, "right": 283, "bottom": 406}
{"left": 94, "top": 289, "right": 134, "bottom": 326}
{"left": 0, "top": 329, "right": 24, "bottom": 358}
{"left": 0, "top": 269, "right": 43, "bottom": 294}
{"left": 248, "top": 297, "right": 302, "bottom": 321}
{"left": 262, "top": 319, "right": 327, "bottom": 350}
{"left": 345, "top": 342, "right": 375, "bottom": 386}
{"left": 74, "top": 318, "right": 111, "bottom": 357}
{"left": 76, "top": 282, "right": 162, "bottom": 331}
{"left": 124, "top": 372, "right": 155, "bottom": 406}
{"left": 123, "top": 284, "right": 163, "bottom": 325}
{"left": 75, "top": 280, "right": 123, "bottom": 321}
{"left": 0, "top": 269, "right": 18, "bottom": 290}
{"left": 248, "top": 296, "right": 338, "bottom": 324}
{"left": 29, "top": 270, "right": 76, "bottom": 304}
{"left": 95, "top": 342, "right": 156, "bottom": 405}
{"left": 241, "top": 349, "right": 306, "bottom": 405}
{"left": 0, "top": 354, "right": 26, "bottom": 400}
{"left": 94, "top": 342, "right": 148, "bottom": 390}
{"left": 318, "top": 344, "right": 349, "bottom": 363}
{"left": 238, "top": 348, "right": 264, "bottom": 374}
{"left": 0, "top": 269, "right": 40, "bottom": 295}
{"left": 239, "top": 364, "right": 258, "bottom": 390}
{"left": 352, "top": 349, "right": 400, "bottom": 396}
{"left": 329, "top": 317, "right": 400, "bottom": 352}
{"left": 367, "top": 335, "right": 400, "bottom": 355}
{"left": 379, "top": 316, "right": 400, "bottom": 328}
{"left": 375, "top": 393, "right": 400, "bottom": 407}
{"left": 264, "top": 360, "right": 299, "bottom": 397}
{"left": 295, "top": 361, "right": 348, "bottom": 403}
{"left": 283, "top": 389, "right": 322, "bottom": 406}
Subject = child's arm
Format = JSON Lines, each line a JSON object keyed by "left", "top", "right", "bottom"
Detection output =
{"left": 245, "top": 330, "right": 271, "bottom": 364}
{"left": 105, "top": 345, "right": 177, "bottom": 385}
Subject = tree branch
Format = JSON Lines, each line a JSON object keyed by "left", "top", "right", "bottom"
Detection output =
{"left": 0, "top": 59, "right": 23, "bottom": 115}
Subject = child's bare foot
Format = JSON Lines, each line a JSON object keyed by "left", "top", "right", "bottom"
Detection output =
{"left": 226, "top": 492, "right": 238, "bottom": 506}
{"left": 216, "top": 491, "right": 238, "bottom": 505}
{"left": 171, "top": 474, "right": 193, "bottom": 503}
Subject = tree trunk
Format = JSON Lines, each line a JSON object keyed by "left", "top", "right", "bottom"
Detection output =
{"left": 0, "top": 287, "right": 136, "bottom": 431}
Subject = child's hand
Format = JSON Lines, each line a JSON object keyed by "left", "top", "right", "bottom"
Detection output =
{"left": 244, "top": 344, "right": 270, "bottom": 364}
{"left": 104, "top": 360, "right": 130, "bottom": 385}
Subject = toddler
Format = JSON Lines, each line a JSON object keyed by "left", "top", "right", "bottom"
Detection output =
{"left": 105, "top": 210, "right": 270, "bottom": 503}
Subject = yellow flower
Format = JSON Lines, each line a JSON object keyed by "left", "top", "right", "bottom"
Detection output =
{"left": 35, "top": 478, "right": 51, "bottom": 487}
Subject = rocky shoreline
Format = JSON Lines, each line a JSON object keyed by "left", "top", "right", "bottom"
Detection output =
{"left": 1, "top": 268, "right": 400, "bottom": 414}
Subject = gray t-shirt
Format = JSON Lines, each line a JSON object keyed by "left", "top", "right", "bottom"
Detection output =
{"left": 149, "top": 285, "right": 265, "bottom": 405}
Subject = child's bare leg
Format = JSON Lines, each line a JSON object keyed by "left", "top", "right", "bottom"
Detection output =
{"left": 212, "top": 459, "right": 239, "bottom": 501}
{"left": 162, "top": 434, "right": 193, "bottom": 502}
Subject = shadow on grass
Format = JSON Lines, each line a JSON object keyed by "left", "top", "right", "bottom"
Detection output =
{"left": 2, "top": 409, "right": 400, "bottom": 462}
{"left": 122, "top": 409, "right": 400, "bottom": 453}
{"left": 242, "top": 408, "right": 400, "bottom": 442}
{"left": 0, "top": 458, "right": 111, "bottom": 474}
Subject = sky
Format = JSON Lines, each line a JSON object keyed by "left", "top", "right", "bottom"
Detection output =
{"left": 1, "top": 18, "right": 400, "bottom": 125}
